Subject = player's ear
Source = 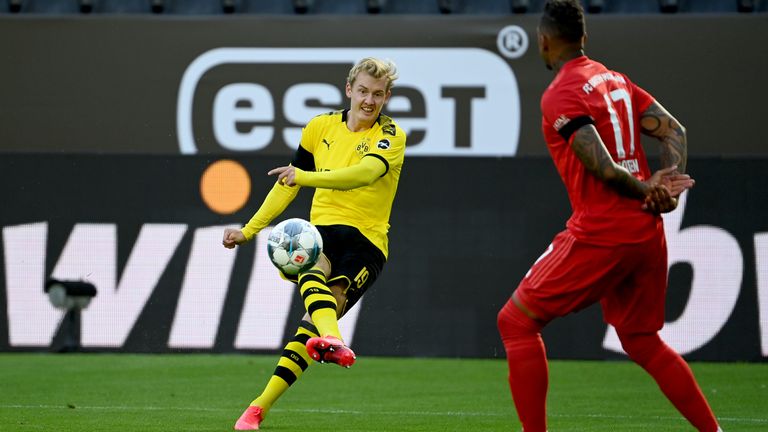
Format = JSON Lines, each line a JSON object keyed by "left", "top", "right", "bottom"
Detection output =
{"left": 345, "top": 81, "right": 353, "bottom": 98}
{"left": 538, "top": 31, "right": 549, "bottom": 54}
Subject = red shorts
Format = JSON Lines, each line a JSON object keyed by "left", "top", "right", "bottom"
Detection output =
{"left": 514, "top": 229, "right": 668, "bottom": 334}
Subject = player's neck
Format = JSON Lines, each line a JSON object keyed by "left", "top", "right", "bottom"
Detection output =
{"left": 346, "top": 114, "right": 376, "bottom": 132}
{"left": 551, "top": 49, "right": 585, "bottom": 73}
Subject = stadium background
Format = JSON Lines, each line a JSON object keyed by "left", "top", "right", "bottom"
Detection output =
{"left": 1, "top": 0, "right": 766, "bottom": 363}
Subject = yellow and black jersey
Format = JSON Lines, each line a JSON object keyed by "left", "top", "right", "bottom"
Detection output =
{"left": 292, "top": 109, "right": 405, "bottom": 258}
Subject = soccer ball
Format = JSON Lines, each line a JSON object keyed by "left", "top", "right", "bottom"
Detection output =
{"left": 267, "top": 218, "right": 323, "bottom": 275}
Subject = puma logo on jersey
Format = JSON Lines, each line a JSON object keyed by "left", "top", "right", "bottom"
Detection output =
{"left": 322, "top": 139, "right": 333, "bottom": 149}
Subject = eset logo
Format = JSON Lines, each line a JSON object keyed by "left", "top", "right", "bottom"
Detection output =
{"left": 177, "top": 48, "right": 521, "bottom": 157}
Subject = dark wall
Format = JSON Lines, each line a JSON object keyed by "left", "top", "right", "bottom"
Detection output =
{"left": 0, "top": 15, "right": 766, "bottom": 157}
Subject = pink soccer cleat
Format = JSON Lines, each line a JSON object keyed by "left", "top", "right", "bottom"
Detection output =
{"left": 306, "top": 336, "right": 356, "bottom": 368}
{"left": 234, "top": 405, "right": 264, "bottom": 430}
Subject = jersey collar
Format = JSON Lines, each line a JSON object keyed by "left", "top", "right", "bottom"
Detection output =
{"left": 340, "top": 108, "right": 382, "bottom": 125}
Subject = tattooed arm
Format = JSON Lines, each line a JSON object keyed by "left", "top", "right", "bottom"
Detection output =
{"left": 640, "top": 100, "right": 695, "bottom": 201}
{"left": 571, "top": 124, "right": 679, "bottom": 213}
{"left": 640, "top": 101, "right": 687, "bottom": 174}
{"left": 571, "top": 124, "right": 650, "bottom": 199}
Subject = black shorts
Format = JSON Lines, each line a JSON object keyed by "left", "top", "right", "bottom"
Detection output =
{"left": 283, "top": 224, "right": 386, "bottom": 315}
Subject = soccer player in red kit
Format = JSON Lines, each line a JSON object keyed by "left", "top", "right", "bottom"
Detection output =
{"left": 496, "top": 1, "right": 722, "bottom": 431}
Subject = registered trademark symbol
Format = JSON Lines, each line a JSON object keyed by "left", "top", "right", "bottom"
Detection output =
{"left": 496, "top": 25, "right": 529, "bottom": 60}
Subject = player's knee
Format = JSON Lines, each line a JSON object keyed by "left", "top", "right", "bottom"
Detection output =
{"left": 311, "top": 253, "right": 331, "bottom": 277}
{"left": 497, "top": 301, "right": 538, "bottom": 339}
{"left": 617, "top": 331, "right": 665, "bottom": 366}
{"left": 327, "top": 282, "right": 349, "bottom": 318}
{"left": 497, "top": 307, "right": 512, "bottom": 333}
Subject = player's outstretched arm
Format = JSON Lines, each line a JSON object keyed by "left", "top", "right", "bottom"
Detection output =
{"left": 221, "top": 179, "right": 300, "bottom": 249}
{"left": 640, "top": 100, "right": 688, "bottom": 174}
{"left": 571, "top": 124, "right": 649, "bottom": 200}
{"left": 283, "top": 156, "right": 387, "bottom": 191}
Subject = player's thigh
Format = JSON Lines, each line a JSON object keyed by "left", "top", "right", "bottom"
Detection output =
{"left": 600, "top": 233, "right": 668, "bottom": 333}
{"left": 514, "top": 231, "right": 634, "bottom": 322}
{"left": 316, "top": 225, "right": 386, "bottom": 316}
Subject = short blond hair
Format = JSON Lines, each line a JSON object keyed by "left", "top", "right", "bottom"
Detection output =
{"left": 347, "top": 57, "right": 399, "bottom": 92}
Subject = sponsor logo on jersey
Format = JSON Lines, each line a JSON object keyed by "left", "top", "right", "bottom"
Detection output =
{"left": 619, "top": 158, "right": 640, "bottom": 173}
{"left": 553, "top": 114, "right": 570, "bottom": 131}
{"left": 382, "top": 123, "right": 396, "bottom": 136}
{"left": 377, "top": 139, "right": 391, "bottom": 150}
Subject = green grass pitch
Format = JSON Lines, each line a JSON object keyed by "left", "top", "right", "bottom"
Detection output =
{"left": 0, "top": 353, "right": 765, "bottom": 431}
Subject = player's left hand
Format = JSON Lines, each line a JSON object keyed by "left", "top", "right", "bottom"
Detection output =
{"left": 642, "top": 184, "right": 677, "bottom": 214}
{"left": 222, "top": 228, "right": 246, "bottom": 249}
{"left": 268, "top": 165, "right": 297, "bottom": 186}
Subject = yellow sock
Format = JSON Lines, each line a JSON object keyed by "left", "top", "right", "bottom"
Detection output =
{"left": 298, "top": 269, "right": 342, "bottom": 339}
{"left": 251, "top": 321, "right": 318, "bottom": 411}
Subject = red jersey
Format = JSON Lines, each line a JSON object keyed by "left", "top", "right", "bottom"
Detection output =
{"left": 541, "top": 56, "right": 660, "bottom": 246}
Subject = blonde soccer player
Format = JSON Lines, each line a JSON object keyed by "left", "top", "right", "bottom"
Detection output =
{"left": 222, "top": 57, "right": 406, "bottom": 430}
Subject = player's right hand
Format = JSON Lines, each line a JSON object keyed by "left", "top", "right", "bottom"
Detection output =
{"left": 222, "top": 228, "right": 247, "bottom": 249}
{"left": 268, "top": 165, "right": 298, "bottom": 187}
{"left": 646, "top": 165, "right": 695, "bottom": 198}
{"left": 662, "top": 172, "right": 695, "bottom": 198}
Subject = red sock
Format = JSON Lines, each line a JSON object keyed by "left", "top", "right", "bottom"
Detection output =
{"left": 497, "top": 300, "right": 548, "bottom": 432}
{"left": 619, "top": 332, "right": 719, "bottom": 432}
